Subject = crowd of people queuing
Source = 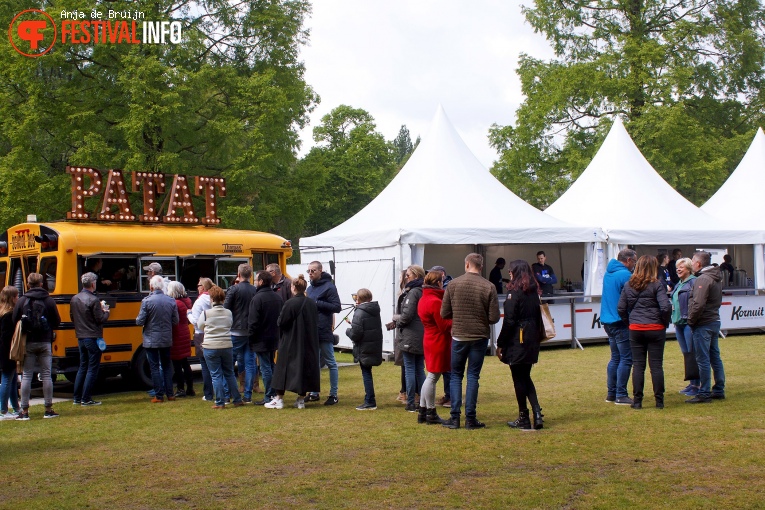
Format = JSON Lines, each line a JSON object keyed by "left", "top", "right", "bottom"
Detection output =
{"left": 0, "top": 248, "right": 728, "bottom": 427}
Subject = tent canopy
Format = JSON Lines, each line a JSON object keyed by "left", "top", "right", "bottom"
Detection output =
{"left": 545, "top": 118, "right": 761, "bottom": 244}
{"left": 301, "top": 106, "right": 602, "bottom": 250}
{"left": 702, "top": 127, "right": 765, "bottom": 228}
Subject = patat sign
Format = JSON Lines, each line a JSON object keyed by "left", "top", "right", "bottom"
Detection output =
{"left": 66, "top": 166, "right": 226, "bottom": 225}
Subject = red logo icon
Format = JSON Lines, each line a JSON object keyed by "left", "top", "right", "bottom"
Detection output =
{"left": 8, "top": 9, "right": 57, "bottom": 57}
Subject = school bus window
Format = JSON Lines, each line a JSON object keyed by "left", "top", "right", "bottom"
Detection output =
{"left": 0, "top": 261, "right": 6, "bottom": 288}
{"left": 266, "top": 253, "right": 280, "bottom": 266}
{"left": 217, "top": 258, "right": 247, "bottom": 289}
{"left": 39, "top": 257, "right": 57, "bottom": 293}
{"left": 83, "top": 257, "right": 139, "bottom": 292}
{"left": 23, "top": 256, "right": 38, "bottom": 278}
{"left": 180, "top": 258, "right": 215, "bottom": 291}
{"left": 139, "top": 258, "right": 177, "bottom": 292}
{"left": 252, "top": 252, "right": 265, "bottom": 271}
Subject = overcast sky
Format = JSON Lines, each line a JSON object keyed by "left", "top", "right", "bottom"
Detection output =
{"left": 297, "top": 0, "right": 556, "bottom": 169}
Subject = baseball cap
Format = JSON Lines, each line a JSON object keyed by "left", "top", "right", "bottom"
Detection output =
{"left": 143, "top": 262, "right": 163, "bottom": 274}
{"left": 428, "top": 265, "right": 446, "bottom": 274}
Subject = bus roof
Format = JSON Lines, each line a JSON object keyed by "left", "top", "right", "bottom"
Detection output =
{"left": 9, "top": 222, "right": 291, "bottom": 257}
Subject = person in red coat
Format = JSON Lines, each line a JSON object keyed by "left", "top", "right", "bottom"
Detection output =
{"left": 168, "top": 281, "right": 195, "bottom": 397}
{"left": 417, "top": 270, "right": 452, "bottom": 425}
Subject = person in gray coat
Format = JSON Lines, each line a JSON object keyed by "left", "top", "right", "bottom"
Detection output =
{"left": 70, "top": 272, "right": 110, "bottom": 406}
{"left": 393, "top": 265, "right": 426, "bottom": 412}
{"left": 136, "top": 275, "right": 179, "bottom": 402}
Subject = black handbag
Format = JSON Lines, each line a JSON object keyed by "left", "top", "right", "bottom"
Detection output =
{"left": 683, "top": 350, "right": 700, "bottom": 381}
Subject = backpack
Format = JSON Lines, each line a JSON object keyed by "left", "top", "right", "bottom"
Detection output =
{"left": 21, "top": 296, "right": 49, "bottom": 334}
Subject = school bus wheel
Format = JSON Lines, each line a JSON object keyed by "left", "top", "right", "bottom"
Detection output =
{"left": 130, "top": 348, "right": 154, "bottom": 390}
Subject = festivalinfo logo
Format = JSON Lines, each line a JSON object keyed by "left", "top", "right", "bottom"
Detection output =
{"left": 8, "top": 7, "right": 183, "bottom": 58}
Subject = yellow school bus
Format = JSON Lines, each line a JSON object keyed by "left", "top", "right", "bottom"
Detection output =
{"left": 0, "top": 221, "right": 292, "bottom": 387}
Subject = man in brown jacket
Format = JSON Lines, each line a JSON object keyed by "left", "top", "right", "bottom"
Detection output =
{"left": 440, "top": 253, "right": 500, "bottom": 429}
{"left": 686, "top": 251, "right": 725, "bottom": 404}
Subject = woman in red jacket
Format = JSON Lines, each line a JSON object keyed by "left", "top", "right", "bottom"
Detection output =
{"left": 168, "top": 281, "right": 195, "bottom": 397}
{"left": 417, "top": 270, "right": 452, "bottom": 425}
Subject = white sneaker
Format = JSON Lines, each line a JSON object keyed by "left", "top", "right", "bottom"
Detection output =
{"left": 294, "top": 398, "right": 305, "bottom": 409}
{"left": 264, "top": 397, "right": 283, "bottom": 409}
{"left": 2, "top": 411, "right": 19, "bottom": 420}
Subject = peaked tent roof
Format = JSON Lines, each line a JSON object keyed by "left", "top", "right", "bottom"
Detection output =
{"left": 701, "top": 128, "right": 765, "bottom": 229}
{"left": 545, "top": 118, "right": 761, "bottom": 244}
{"left": 301, "top": 106, "right": 602, "bottom": 250}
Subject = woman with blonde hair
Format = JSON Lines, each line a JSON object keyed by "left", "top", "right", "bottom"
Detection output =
{"left": 671, "top": 257, "right": 700, "bottom": 396}
{"left": 392, "top": 265, "right": 426, "bottom": 413}
{"left": 0, "top": 286, "right": 20, "bottom": 419}
{"left": 618, "top": 255, "right": 671, "bottom": 409}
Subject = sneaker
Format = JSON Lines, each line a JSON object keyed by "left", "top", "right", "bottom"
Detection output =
{"left": 685, "top": 395, "right": 712, "bottom": 404}
{"left": 202, "top": 396, "right": 212, "bottom": 402}
{"left": 242, "top": 397, "right": 252, "bottom": 404}
{"left": 305, "top": 393, "right": 320, "bottom": 402}
{"left": 404, "top": 403, "right": 417, "bottom": 413}
{"left": 396, "top": 392, "right": 407, "bottom": 403}
{"left": 465, "top": 418, "right": 486, "bottom": 430}
{"left": 683, "top": 386, "right": 700, "bottom": 397}
{"left": 294, "top": 398, "right": 305, "bottom": 409}
{"left": 324, "top": 395, "right": 338, "bottom": 406}
{"left": 16, "top": 412, "right": 30, "bottom": 421}
{"left": 2, "top": 412, "right": 19, "bottom": 420}
{"left": 264, "top": 398, "right": 284, "bottom": 409}
{"left": 615, "top": 396, "right": 634, "bottom": 406}
{"left": 151, "top": 397, "right": 164, "bottom": 403}
{"left": 73, "top": 400, "right": 82, "bottom": 406}
{"left": 254, "top": 399, "right": 268, "bottom": 405}
{"left": 711, "top": 394, "right": 726, "bottom": 400}
{"left": 147, "top": 390, "right": 156, "bottom": 397}
{"left": 81, "top": 400, "right": 102, "bottom": 407}
{"left": 679, "top": 384, "right": 693, "bottom": 394}
{"left": 43, "top": 410, "right": 59, "bottom": 419}
{"left": 605, "top": 394, "right": 616, "bottom": 403}
{"left": 356, "top": 403, "right": 377, "bottom": 411}
{"left": 174, "top": 390, "right": 186, "bottom": 398}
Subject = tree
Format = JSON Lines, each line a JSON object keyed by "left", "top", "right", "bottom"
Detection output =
{"left": 299, "top": 105, "right": 397, "bottom": 237}
{"left": 0, "top": 0, "right": 317, "bottom": 234}
{"left": 490, "top": 0, "right": 765, "bottom": 208}
{"left": 393, "top": 125, "right": 414, "bottom": 165}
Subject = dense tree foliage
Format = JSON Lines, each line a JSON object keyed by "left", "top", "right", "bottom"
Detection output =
{"left": 393, "top": 124, "right": 414, "bottom": 166}
{"left": 299, "top": 105, "right": 397, "bottom": 238}
{"left": 0, "top": 0, "right": 316, "bottom": 235}
{"left": 490, "top": 0, "right": 765, "bottom": 208}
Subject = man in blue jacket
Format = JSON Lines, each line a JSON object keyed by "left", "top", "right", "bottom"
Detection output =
{"left": 305, "top": 261, "right": 342, "bottom": 405}
{"left": 601, "top": 248, "right": 636, "bottom": 405}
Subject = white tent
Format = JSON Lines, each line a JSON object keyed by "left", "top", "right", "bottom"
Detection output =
{"left": 702, "top": 127, "right": 765, "bottom": 290}
{"left": 702, "top": 128, "right": 765, "bottom": 226}
{"left": 545, "top": 118, "right": 762, "bottom": 245}
{"left": 299, "top": 106, "right": 603, "bottom": 350}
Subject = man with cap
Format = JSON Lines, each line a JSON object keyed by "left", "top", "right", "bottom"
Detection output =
{"left": 143, "top": 262, "right": 169, "bottom": 292}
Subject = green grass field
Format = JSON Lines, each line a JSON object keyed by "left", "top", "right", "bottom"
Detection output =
{"left": 3, "top": 335, "right": 765, "bottom": 509}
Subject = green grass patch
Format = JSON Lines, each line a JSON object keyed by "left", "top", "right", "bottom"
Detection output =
{"left": 3, "top": 335, "right": 764, "bottom": 509}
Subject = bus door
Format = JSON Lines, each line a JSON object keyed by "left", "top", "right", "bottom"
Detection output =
{"left": 215, "top": 257, "right": 248, "bottom": 288}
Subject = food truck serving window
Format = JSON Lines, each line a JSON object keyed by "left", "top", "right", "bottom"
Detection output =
{"left": 216, "top": 258, "right": 248, "bottom": 289}
{"left": 139, "top": 258, "right": 177, "bottom": 292}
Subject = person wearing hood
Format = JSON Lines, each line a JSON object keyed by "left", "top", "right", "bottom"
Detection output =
{"left": 13, "top": 273, "right": 61, "bottom": 420}
{"left": 248, "top": 270, "right": 284, "bottom": 405}
{"left": 686, "top": 251, "right": 725, "bottom": 403}
{"left": 305, "top": 261, "right": 342, "bottom": 406}
{"left": 601, "top": 248, "right": 637, "bottom": 406}
{"left": 345, "top": 288, "right": 383, "bottom": 411}
{"left": 393, "top": 265, "right": 426, "bottom": 413}
{"left": 417, "top": 270, "right": 452, "bottom": 425}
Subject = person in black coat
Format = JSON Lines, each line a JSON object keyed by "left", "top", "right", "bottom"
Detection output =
{"left": 268, "top": 275, "right": 320, "bottom": 409}
{"left": 248, "top": 270, "right": 284, "bottom": 405}
{"left": 0, "top": 286, "right": 20, "bottom": 418}
{"left": 618, "top": 255, "right": 671, "bottom": 410}
{"left": 345, "top": 288, "right": 383, "bottom": 411}
{"left": 496, "top": 260, "right": 544, "bottom": 431}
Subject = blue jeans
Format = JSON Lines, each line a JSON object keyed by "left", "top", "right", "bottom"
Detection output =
{"left": 360, "top": 364, "right": 375, "bottom": 405}
{"left": 0, "top": 365, "right": 19, "bottom": 413}
{"left": 605, "top": 322, "right": 632, "bottom": 398}
{"left": 402, "top": 351, "right": 425, "bottom": 407}
{"left": 145, "top": 347, "right": 173, "bottom": 398}
{"left": 449, "top": 338, "right": 489, "bottom": 420}
{"left": 318, "top": 341, "right": 338, "bottom": 397}
{"left": 674, "top": 323, "right": 699, "bottom": 386}
{"left": 73, "top": 338, "right": 102, "bottom": 402}
{"left": 232, "top": 335, "right": 255, "bottom": 400}
{"left": 692, "top": 321, "right": 725, "bottom": 398}
{"left": 256, "top": 350, "right": 275, "bottom": 400}
{"left": 205, "top": 347, "right": 242, "bottom": 406}
{"left": 442, "top": 371, "right": 451, "bottom": 400}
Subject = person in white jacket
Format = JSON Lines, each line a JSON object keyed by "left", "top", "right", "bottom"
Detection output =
{"left": 188, "top": 277, "right": 214, "bottom": 401}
